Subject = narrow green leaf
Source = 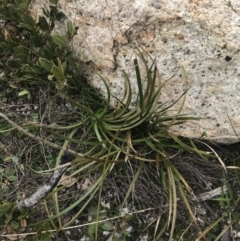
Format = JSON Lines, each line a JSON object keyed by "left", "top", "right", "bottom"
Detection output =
{"left": 17, "top": 9, "right": 36, "bottom": 30}
{"left": 56, "top": 58, "right": 66, "bottom": 73}
{"left": 88, "top": 223, "right": 96, "bottom": 241}
{"left": 55, "top": 82, "right": 64, "bottom": 90}
{"left": 41, "top": 232, "right": 52, "bottom": 241}
{"left": 101, "top": 221, "right": 114, "bottom": 231}
{"left": 88, "top": 203, "right": 98, "bottom": 216}
{"left": 18, "top": 3, "right": 28, "bottom": 10}
{"left": 155, "top": 221, "right": 168, "bottom": 240}
{"left": 42, "top": 8, "right": 50, "bottom": 18}
{"left": 0, "top": 205, "right": 10, "bottom": 213}
{"left": 18, "top": 89, "right": 31, "bottom": 99}
{"left": 167, "top": 166, "right": 177, "bottom": 241}
{"left": 10, "top": 220, "right": 19, "bottom": 230}
{"left": 38, "top": 16, "right": 50, "bottom": 31}
{"left": 7, "top": 176, "right": 18, "bottom": 181}
{"left": 134, "top": 58, "right": 143, "bottom": 108}
{"left": 196, "top": 215, "right": 224, "bottom": 241}
{"left": 51, "top": 65, "right": 65, "bottom": 82}
{"left": 39, "top": 58, "right": 53, "bottom": 72}
{"left": 52, "top": 35, "right": 68, "bottom": 46}
{"left": 211, "top": 198, "right": 231, "bottom": 202}
{"left": 55, "top": 47, "right": 62, "bottom": 57}
{"left": 18, "top": 23, "right": 34, "bottom": 31}
{"left": 61, "top": 61, "right": 66, "bottom": 73}
{"left": 99, "top": 211, "right": 107, "bottom": 220}
{"left": 49, "top": 0, "right": 58, "bottom": 5}
{"left": 4, "top": 156, "right": 12, "bottom": 162}
{"left": 56, "top": 12, "right": 66, "bottom": 21}
{"left": 4, "top": 186, "right": 10, "bottom": 194}
{"left": 176, "top": 179, "right": 195, "bottom": 222}
{"left": 67, "top": 21, "right": 74, "bottom": 36}
{"left": 9, "top": 84, "right": 18, "bottom": 89}
{"left": 12, "top": 156, "right": 19, "bottom": 163}
{"left": 13, "top": 46, "right": 24, "bottom": 55}
{"left": 31, "top": 113, "right": 39, "bottom": 119}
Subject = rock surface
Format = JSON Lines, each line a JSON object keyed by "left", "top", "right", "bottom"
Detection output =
{"left": 30, "top": 0, "right": 240, "bottom": 144}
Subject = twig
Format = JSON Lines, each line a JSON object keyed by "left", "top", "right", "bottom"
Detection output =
{"left": 192, "top": 185, "right": 228, "bottom": 201}
{"left": 17, "top": 155, "right": 72, "bottom": 209}
{"left": 0, "top": 207, "right": 155, "bottom": 238}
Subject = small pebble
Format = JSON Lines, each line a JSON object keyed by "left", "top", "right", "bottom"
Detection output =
{"left": 65, "top": 102, "right": 72, "bottom": 108}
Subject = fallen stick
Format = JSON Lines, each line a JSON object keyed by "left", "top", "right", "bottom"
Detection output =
{"left": 17, "top": 153, "right": 74, "bottom": 209}
{"left": 193, "top": 185, "right": 228, "bottom": 202}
